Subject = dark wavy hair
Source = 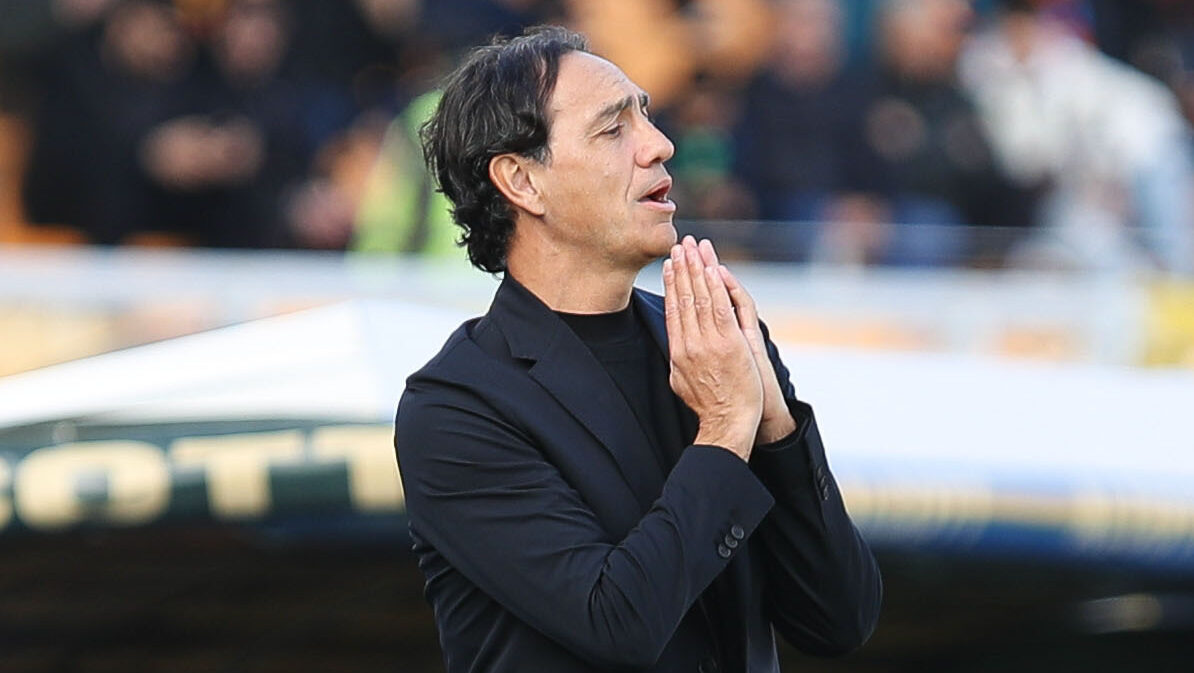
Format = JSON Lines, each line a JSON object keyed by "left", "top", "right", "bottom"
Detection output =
{"left": 421, "top": 26, "right": 590, "bottom": 273}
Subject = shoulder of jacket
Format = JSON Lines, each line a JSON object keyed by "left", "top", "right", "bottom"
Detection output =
{"left": 406, "top": 314, "right": 515, "bottom": 387}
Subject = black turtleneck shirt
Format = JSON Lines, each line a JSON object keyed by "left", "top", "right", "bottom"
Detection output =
{"left": 555, "top": 303, "right": 684, "bottom": 474}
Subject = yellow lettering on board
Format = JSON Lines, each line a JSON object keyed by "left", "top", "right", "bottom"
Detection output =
{"left": 311, "top": 425, "right": 403, "bottom": 511}
{"left": 170, "top": 431, "right": 303, "bottom": 519}
{"left": 14, "top": 441, "right": 169, "bottom": 530}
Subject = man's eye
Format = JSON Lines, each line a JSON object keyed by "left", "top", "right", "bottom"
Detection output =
{"left": 603, "top": 124, "right": 623, "bottom": 137}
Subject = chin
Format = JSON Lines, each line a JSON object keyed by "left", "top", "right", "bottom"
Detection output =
{"left": 623, "top": 235, "right": 675, "bottom": 271}
{"left": 647, "top": 222, "right": 677, "bottom": 258}
{"left": 664, "top": 220, "right": 678, "bottom": 244}
{"left": 655, "top": 218, "right": 678, "bottom": 246}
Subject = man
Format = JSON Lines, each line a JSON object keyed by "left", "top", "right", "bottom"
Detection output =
{"left": 395, "top": 27, "right": 881, "bottom": 673}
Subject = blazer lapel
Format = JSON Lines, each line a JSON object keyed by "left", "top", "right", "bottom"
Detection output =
{"left": 634, "top": 287, "right": 670, "bottom": 358}
{"left": 632, "top": 288, "right": 700, "bottom": 442}
{"left": 489, "top": 276, "right": 664, "bottom": 512}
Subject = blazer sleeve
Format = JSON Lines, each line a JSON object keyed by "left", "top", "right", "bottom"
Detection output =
{"left": 395, "top": 375, "right": 776, "bottom": 670}
{"left": 747, "top": 320, "right": 883, "bottom": 656}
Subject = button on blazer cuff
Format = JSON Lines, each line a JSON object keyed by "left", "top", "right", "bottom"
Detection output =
{"left": 676, "top": 444, "right": 776, "bottom": 557}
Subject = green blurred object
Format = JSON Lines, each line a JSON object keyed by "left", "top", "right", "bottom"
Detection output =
{"left": 352, "top": 91, "right": 458, "bottom": 257}
{"left": 671, "top": 127, "right": 733, "bottom": 183}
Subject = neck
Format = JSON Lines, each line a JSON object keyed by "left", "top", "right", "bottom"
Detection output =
{"left": 505, "top": 226, "right": 641, "bottom": 314}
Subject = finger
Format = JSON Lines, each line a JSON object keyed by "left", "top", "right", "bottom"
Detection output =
{"left": 718, "top": 264, "right": 760, "bottom": 333}
{"left": 684, "top": 240, "right": 714, "bottom": 334}
{"left": 671, "top": 244, "right": 702, "bottom": 342}
{"left": 697, "top": 238, "right": 720, "bottom": 268}
{"left": 681, "top": 234, "right": 704, "bottom": 270}
{"left": 719, "top": 265, "right": 775, "bottom": 375}
{"left": 705, "top": 265, "right": 738, "bottom": 336}
{"left": 663, "top": 258, "right": 683, "bottom": 354}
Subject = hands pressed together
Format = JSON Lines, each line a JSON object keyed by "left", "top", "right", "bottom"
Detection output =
{"left": 663, "top": 236, "right": 797, "bottom": 461}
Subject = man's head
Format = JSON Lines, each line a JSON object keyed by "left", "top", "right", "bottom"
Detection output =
{"left": 422, "top": 26, "right": 676, "bottom": 274}
{"left": 879, "top": 0, "right": 973, "bottom": 81}
{"left": 771, "top": 0, "right": 846, "bottom": 85}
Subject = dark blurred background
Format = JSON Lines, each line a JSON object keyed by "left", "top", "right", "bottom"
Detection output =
{"left": 2, "top": 0, "right": 1194, "bottom": 273}
{"left": 2, "top": 1, "right": 1194, "bottom": 672}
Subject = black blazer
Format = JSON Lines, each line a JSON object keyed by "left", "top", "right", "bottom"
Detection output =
{"left": 395, "top": 275, "right": 881, "bottom": 673}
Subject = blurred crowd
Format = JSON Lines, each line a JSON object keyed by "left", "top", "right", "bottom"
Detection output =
{"left": 1, "top": 0, "right": 1193, "bottom": 273}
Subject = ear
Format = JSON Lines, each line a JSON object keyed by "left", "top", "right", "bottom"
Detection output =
{"left": 489, "top": 153, "right": 546, "bottom": 217}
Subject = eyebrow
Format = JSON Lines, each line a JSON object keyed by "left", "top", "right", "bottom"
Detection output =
{"left": 588, "top": 92, "right": 649, "bottom": 133}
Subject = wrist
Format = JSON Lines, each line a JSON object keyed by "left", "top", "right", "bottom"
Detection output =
{"left": 756, "top": 412, "right": 797, "bottom": 446}
{"left": 695, "top": 416, "right": 758, "bottom": 460}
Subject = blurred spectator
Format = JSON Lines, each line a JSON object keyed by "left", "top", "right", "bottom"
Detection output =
{"left": 136, "top": 0, "right": 310, "bottom": 247}
{"left": 350, "top": 90, "right": 457, "bottom": 255}
{"left": 22, "top": 0, "right": 195, "bottom": 243}
{"left": 960, "top": 0, "right": 1194, "bottom": 274}
{"left": 287, "top": 0, "right": 548, "bottom": 251}
{"left": 731, "top": 0, "right": 886, "bottom": 262}
{"left": 846, "top": 0, "right": 1034, "bottom": 266}
{"left": 685, "top": 0, "right": 774, "bottom": 83}
{"left": 665, "top": 79, "right": 758, "bottom": 223}
{"left": 568, "top": 0, "right": 696, "bottom": 110}
{"left": 283, "top": 0, "right": 414, "bottom": 146}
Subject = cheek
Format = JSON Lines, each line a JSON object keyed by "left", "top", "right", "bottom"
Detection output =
{"left": 570, "top": 167, "right": 620, "bottom": 206}
{"left": 541, "top": 150, "right": 630, "bottom": 218}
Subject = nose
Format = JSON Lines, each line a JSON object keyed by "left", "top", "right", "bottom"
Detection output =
{"left": 636, "top": 120, "right": 675, "bottom": 167}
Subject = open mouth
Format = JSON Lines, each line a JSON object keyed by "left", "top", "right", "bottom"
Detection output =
{"left": 640, "top": 180, "right": 672, "bottom": 204}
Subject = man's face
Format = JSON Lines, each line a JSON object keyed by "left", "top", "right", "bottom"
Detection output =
{"left": 528, "top": 52, "right": 677, "bottom": 270}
